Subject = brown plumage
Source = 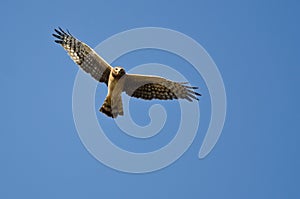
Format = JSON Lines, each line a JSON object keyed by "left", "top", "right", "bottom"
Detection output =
{"left": 53, "top": 27, "right": 201, "bottom": 118}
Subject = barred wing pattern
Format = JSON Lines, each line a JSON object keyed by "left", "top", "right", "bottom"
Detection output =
{"left": 53, "top": 28, "right": 112, "bottom": 85}
{"left": 123, "top": 74, "right": 201, "bottom": 101}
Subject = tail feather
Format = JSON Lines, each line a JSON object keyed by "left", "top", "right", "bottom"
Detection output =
{"left": 99, "top": 96, "right": 123, "bottom": 118}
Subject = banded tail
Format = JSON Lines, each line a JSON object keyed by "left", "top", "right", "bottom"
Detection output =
{"left": 99, "top": 96, "right": 123, "bottom": 118}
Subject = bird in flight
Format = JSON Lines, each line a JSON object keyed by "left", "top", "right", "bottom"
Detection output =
{"left": 53, "top": 27, "right": 201, "bottom": 118}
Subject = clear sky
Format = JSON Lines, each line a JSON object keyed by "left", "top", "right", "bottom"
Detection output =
{"left": 1, "top": 0, "right": 300, "bottom": 198}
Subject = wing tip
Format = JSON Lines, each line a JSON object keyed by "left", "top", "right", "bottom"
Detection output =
{"left": 195, "top": 92, "right": 201, "bottom": 96}
{"left": 54, "top": 40, "right": 63, "bottom": 44}
{"left": 185, "top": 84, "right": 202, "bottom": 99}
{"left": 53, "top": 27, "right": 73, "bottom": 44}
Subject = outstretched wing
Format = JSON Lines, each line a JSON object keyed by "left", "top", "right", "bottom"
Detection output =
{"left": 123, "top": 74, "right": 201, "bottom": 101}
{"left": 52, "top": 27, "right": 112, "bottom": 85}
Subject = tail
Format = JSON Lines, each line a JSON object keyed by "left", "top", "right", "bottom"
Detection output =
{"left": 99, "top": 96, "right": 123, "bottom": 118}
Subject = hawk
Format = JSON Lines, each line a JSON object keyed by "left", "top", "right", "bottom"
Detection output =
{"left": 53, "top": 27, "right": 201, "bottom": 118}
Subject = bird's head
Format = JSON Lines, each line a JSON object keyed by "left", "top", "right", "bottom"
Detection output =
{"left": 112, "top": 66, "right": 126, "bottom": 78}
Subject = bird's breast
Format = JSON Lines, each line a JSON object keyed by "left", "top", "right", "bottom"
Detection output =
{"left": 107, "top": 74, "right": 124, "bottom": 97}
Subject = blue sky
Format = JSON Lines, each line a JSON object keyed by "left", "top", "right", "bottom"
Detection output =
{"left": 1, "top": 0, "right": 300, "bottom": 198}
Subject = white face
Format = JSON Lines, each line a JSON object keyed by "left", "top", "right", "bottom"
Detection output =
{"left": 113, "top": 67, "right": 125, "bottom": 77}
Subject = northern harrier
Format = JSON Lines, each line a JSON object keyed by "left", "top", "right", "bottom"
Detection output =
{"left": 53, "top": 28, "right": 201, "bottom": 118}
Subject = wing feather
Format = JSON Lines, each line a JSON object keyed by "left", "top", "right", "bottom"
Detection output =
{"left": 123, "top": 74, "right": 201, "bottom": 101}
{"left": 53, "top": 28, "right": 112, "bottom": 85}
